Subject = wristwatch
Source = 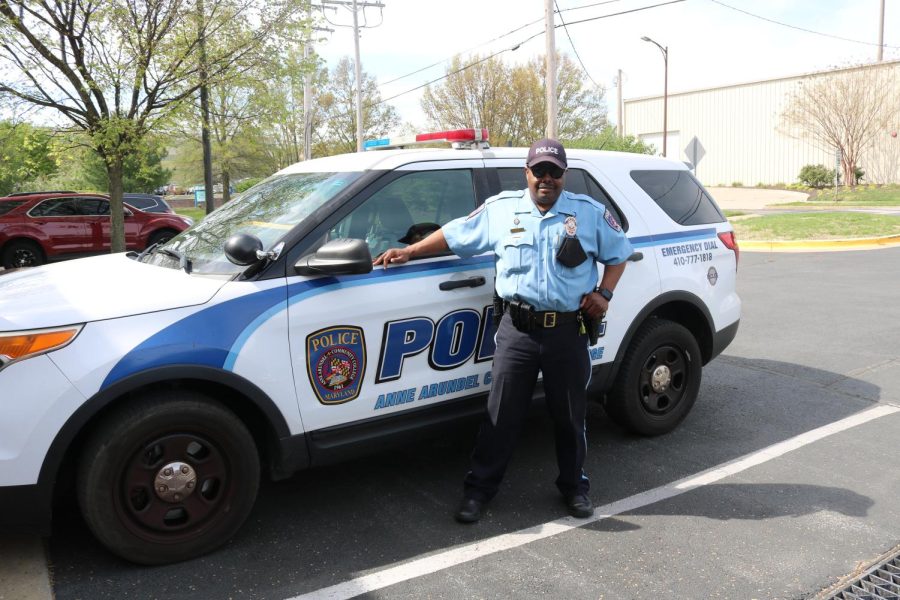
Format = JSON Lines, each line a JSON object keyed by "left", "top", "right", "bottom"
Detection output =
{"left": 595, "top": 286, "right": 614, "bottom": 301}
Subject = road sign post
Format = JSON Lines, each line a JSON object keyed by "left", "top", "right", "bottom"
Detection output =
{"left": 684, "top": 136, "right": 705, "bottom": 176}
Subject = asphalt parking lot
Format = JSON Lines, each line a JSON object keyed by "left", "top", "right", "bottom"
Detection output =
{"left": 2, "top": 246, "right": 899, "bottom": 599}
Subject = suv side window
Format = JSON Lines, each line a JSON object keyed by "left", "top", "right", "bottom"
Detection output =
{"left": 77, "top": 198, "right": 110, "bottom": 216}
{"left": 631, "top": 170, "right": 725, "bottom": 225}
{"left": 30, "top": 198, "right": 80, "bottom": 217}
{"left": 332, "top": 169, "right": 476, "bottom": 258}
{"left": 496, "top": 167, "right": 628, "bottom": 232}
{"left": 0, "top": 201, "right": 25, "bottom": 216}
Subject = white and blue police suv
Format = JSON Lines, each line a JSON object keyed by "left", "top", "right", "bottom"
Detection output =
{"left": 0, "top": 129, "right": 740, "bottom": 564}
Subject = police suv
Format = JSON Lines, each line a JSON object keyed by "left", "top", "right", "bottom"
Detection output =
{"left": 0, "top": 129, "right": 740, "bottom": 564}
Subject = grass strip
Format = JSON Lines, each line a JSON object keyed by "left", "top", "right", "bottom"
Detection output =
{"left": 731, "top": 212, "right": 900, "bottom": 241}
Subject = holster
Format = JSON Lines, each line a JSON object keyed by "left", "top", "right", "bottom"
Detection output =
{"left": 492, "top": 289, "right": 505, "bottom": 328}
{"left": 580, "top": 311, "right": 600, "bottom": 346}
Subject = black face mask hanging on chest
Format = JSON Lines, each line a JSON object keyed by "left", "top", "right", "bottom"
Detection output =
{"left": 555, "top": 214, "right": 588, "bottom": 268}
{"left": 556, "top": 235, "right": 588, "bottom": 268}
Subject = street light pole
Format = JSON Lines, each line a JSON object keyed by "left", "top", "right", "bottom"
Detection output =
{"left": 641, "top": 36, "right": 668, "bottom": 157}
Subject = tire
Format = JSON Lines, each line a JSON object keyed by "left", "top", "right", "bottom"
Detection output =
{"left": 147, "top": 229, "right": 178, "bottom": 248}
{"left": 605, "top": 318, "right": 702, "bottom": 436}
{"left": 76, "top": 391, "right": 260, "bottom": 565}
{"left": 1, "top": 239, "right": 44, "bottom": 269}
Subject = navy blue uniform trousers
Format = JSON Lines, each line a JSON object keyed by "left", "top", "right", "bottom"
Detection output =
{"left": 463, "top": 313, "right": 592, "bottom": 501}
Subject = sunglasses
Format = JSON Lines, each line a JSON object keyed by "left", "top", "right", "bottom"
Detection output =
{"left": 529, "top": 163, "right": 566, "bottom": 179}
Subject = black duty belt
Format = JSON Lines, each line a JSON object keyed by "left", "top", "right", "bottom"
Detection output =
{"left": 503, "top": 300, "right": 579, "bottom": 329}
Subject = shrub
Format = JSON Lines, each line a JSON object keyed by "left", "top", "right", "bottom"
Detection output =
{"left": 732, "top": 181, "right": 743, "bottom": 187}
{"left": 235, "top": 177, "right": 263, "bottom": 193}
{"left": 798, "top": 164, "right": 834, "bottom": 188}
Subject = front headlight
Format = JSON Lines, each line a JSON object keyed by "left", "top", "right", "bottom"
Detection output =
{"left": 0, "top": 325, "right": 83, "bottom": 370}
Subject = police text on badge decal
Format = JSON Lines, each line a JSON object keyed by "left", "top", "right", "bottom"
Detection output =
{"left": 534, "top": 146, "right": 559, "bottom": 155}
{"left": 310, "top": 330, "right": 361, "bottom": 352}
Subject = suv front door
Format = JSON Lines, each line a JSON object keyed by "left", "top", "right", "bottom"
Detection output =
{"left": 287, "top": 161, "right": 497, "bottom": 436}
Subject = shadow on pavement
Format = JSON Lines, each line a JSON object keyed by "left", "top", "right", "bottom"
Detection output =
{"left": 47, "top": 356, "right": 882, "bottom": 600}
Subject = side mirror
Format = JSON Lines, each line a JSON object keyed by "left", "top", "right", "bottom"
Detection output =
{"left": 295, "top": 238, "right": 373, "bottom": 276}
{"left": 224, "top": 233, "right": 264, "bottom": 266}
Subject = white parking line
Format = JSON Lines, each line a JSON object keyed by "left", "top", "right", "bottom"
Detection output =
{"left": 289, "top": 403, "right": 900, "bottom": 600}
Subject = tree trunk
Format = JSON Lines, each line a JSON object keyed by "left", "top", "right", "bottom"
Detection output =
{"left": 107, "top": 157, "right": 126, "bottom": 253}
{"left": 222, "top": 171, "right": 231, "bottom": 204}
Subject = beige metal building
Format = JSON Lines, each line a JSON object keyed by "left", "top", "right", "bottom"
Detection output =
{"left": 623, "top": 59, "right": 900, "bottom": 186}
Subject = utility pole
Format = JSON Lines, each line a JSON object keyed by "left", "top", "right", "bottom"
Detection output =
{"left": 352, "top": 0, "right": 362, "bottom": 152}
{"left": 616, "top": 69, "right": 624, "bottom": 137}
{"left": 197, "top": 0, "right": 215, "bottom": 214}
{"left": 545, "top": 0, "right": 557, "bottom": 139}
{"left": 319, "top": 0, "right": 385, "bottom": 152}
{"left": 302, "top": 23, "right": 333, "bottom": 161}
{"left": 877, "top": 0, "right": 885, "bottom": 61}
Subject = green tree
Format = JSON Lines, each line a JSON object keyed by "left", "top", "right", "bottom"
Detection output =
{"left": 315, "top": 56, "right": 401, "bottom": 156}
{"left": 0, "top": 0, "right": 305, "bottom": 251}
{"left": 421, "top": 53, "right": 607, "bottom": 146}
{"left": 0, "top": 121, "right": 57, "bottom": 196}
{"left": 567, "top": 126, "right": 655, "bottom": 154}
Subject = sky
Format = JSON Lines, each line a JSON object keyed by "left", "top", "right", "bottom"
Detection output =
{"left": 313, "top": 0, "right": 898, "bottom": 133}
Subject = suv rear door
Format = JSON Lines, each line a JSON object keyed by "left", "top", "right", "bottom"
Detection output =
{"left": 27, "top": 197, "right": 93, "bottom": 254}
{"left": 287, "top": 160, "right": 496, "bottom": 436}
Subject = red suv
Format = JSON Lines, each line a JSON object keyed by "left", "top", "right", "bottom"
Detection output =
{"left": 0, "top": 191, "right": 192, "bottom": 268}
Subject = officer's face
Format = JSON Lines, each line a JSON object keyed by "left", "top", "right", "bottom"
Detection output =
{"left": 525, "top": 163, "right": 565, "bottom": 207}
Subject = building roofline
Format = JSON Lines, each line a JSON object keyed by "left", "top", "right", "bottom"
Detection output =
{"left": 625, "top": 58, "right": 900, "bottom": 103}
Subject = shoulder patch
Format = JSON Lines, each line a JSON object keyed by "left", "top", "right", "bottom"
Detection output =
{"left": 604, "top": 208, "right": 622, "bottom": 232}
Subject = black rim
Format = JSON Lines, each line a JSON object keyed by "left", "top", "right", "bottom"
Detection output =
{"left": 12, "top": 247, "right": 39, "bottom": 267}
{"left": 114, "top": 432, "right": 236, "bottom": 543}
{"left": 638, "top": 344, "right": 688, "bottom": 416}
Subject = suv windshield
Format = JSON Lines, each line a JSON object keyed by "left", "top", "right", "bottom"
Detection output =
{"left": 147, "top": 171, "right": 361, "bottom": 275}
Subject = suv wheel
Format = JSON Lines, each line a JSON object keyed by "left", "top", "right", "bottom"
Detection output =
{"left": 606, "top": 318, "right": 702, "bottom": 436}
{"left": 76, "top": 391, "right": 260, "bottom": 565}
{"left": 148, "top": 229, "right": 178, "bottom": 247}
{"left": 1, "top": 239, "right": 44, "bottom": 268}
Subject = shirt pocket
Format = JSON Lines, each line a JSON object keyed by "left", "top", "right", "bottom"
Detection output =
{"left": 501, "top": 232, "right": 534, "bottom": 274}
{"left": 552, "top": 235, "right": 593, "bottom": 279}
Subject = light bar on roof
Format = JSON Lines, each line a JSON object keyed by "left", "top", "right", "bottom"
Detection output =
{"left": 363, "top": 128, "right": 490, "bottom": 150}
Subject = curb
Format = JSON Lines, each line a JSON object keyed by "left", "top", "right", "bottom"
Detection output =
{"left": 741, "top": 233, "right": 900, "bottom": 252}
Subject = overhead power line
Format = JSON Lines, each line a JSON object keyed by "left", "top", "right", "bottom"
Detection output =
{"left": 373, "top": 0, "right": 687, "bottom": 109}
{"left": 554, "top": 0, "right": 599, "bottom": 88}
{"left": 709, "top": 0, "right": 900, "bottom": 49}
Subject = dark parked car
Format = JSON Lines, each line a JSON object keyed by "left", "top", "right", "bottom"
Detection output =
{"left": 123, "top": 193, "right": 175, "bottom": 214}
{"left": 0, "top": 192, "right": 192, "bottom": 268}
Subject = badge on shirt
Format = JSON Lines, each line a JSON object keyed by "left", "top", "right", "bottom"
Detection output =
{"left": 604, "top": 209, "right": 621, "bottom": 232}
{"left": 564, "top": 215, "right": 577, "bottom": 237}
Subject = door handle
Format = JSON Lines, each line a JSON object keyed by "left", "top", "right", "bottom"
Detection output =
{"left": 439, "top": 276, "right": 486, "bottom": 291}
{"left": 628, "top": 252, "right": 644, "bottom": 262}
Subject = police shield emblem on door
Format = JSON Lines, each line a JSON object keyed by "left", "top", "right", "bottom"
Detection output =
{"left": 306, "top": 326, "right": 367, "bottom": 404}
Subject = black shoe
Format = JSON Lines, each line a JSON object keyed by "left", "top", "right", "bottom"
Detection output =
{"left": 565, "top": 494, "right": 594, "bottom": 518}
{"left": 454, "top": 497, "right": 485, "bottom": 523}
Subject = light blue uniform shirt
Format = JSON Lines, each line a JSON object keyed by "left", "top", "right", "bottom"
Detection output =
{"left": 443, "top": 189, "right": 634, "bottom": 312}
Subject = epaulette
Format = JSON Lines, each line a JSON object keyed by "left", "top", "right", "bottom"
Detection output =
{"left": 565, "top": 191, "right": 605, "bottom": 210}
{"left": 485, "top": 189, "right": 526, "bottom": 204}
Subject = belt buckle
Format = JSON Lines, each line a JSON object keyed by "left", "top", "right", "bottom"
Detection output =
{"left": 543, "top": 312, "right": 557, "bottom": 328}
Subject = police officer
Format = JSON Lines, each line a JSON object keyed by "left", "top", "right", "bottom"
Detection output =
{"left": 375, "top": 139, "right": 633, "bottom": 522}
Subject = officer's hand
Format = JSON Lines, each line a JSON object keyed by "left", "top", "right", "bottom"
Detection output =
{"left": 580, "top": 292, "right": 609, "bottom": 320}
{"left": 374, "top": 247, "right": 412, "bottom": 268}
